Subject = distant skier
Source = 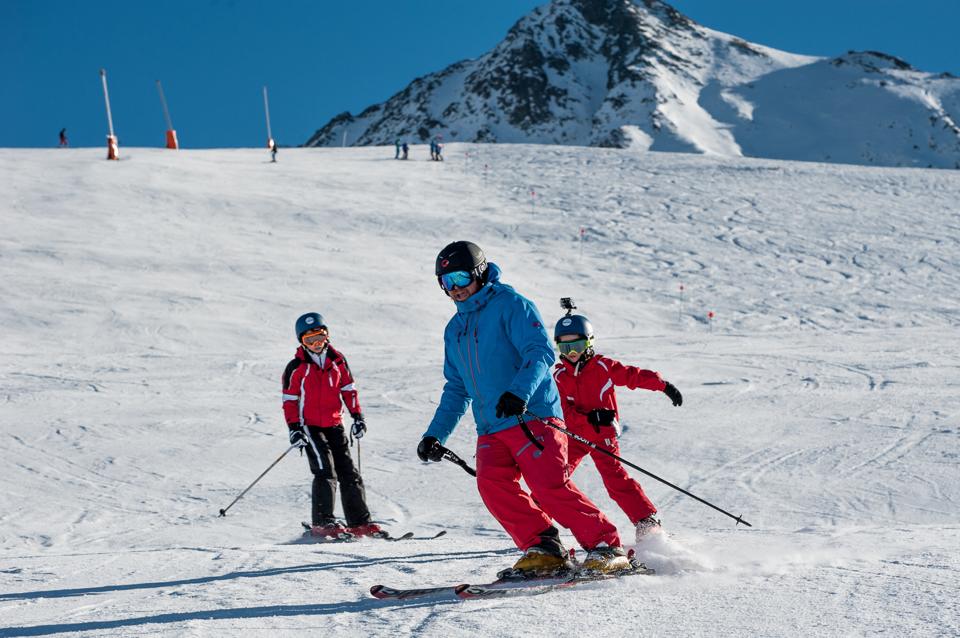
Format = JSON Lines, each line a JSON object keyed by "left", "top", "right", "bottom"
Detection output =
{"left": 434, "top": 140, "right": 443, "bottom": 161}
{"left": 417, "top": 241, "right": 629, "bottom": 576}
{"left": 58, "top": 128, "right": 68, "bottom": 147}
{"left": 429, "top": 140, "right": 437, "bottom": 161}
{"left": 395, "top": 140, "right": 401, "bottom": 159}
{"left": 552, "top": 302, "right": 683, "bottom": 543}
{"left": 401, "top": 142, "right": 409, "bottom": 160}
{"left": 270, "top": 141, "right": 278, "bottom": 163}
{"left": 282, "top": 312, "right": 380, "bottom": 538}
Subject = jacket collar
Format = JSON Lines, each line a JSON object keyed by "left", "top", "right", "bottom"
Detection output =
{"left": 559, "top": 353, "right": 595, "bottom": 374}
{"left": 296, "top": 345, "right": 337, "bottom": 368}
{"left": 452, "top": 262, "right": 503, "bottom": 315}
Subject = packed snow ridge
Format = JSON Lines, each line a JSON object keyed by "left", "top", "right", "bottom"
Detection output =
{"left": 306, "top": 0, "right": 960, "bottom": 169}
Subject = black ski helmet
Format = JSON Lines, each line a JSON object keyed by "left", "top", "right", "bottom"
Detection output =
{"left": 435, "top": 241, "right": 488, "bottom": 286}
{"left": 295, "top": 312, "right": 327, "bottom": 341}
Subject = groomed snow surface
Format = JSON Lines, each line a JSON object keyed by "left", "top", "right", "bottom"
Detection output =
{"left": 1, "top": 145, "right": 958, "bottom": 637}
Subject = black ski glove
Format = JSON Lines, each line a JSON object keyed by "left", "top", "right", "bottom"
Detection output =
{"left": 663, "top": 382, "right": 683, "bottom": 407}
{"left": 350, "top": 413, "right": 367, "bottom": 439}
{"left": 417, "top": 436, "right": 444, "bottom": 462}
{"left": 587, "top": 409, "right": 617, "bottom": 426}
{"left": 288, "top": 425, "right": 307, "bottom": 447}
{"left": 495, "top": 391, "right": 527, "bottom": 418}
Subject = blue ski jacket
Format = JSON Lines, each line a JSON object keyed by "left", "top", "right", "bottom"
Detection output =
{"left": 424, "top": 263, "right": 562, "bottom": 443}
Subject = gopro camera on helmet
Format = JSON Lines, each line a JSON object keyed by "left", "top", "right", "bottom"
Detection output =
{"left": 560, "top": 297, "right": 577, "bottom": 316}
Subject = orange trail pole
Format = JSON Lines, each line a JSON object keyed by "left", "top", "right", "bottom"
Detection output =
{"left": 99, "top": 69, "right": 119, "bottom": 160}
{"left": 156, "top": 80, "right": 178, "bottom": 149}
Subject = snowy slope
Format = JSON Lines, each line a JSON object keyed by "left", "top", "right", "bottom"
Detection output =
{"left": 1, "top": 145, "right": 959, "bottom": 636}
{"left": 306, "top": 0, "right": 960, "bottom": 169}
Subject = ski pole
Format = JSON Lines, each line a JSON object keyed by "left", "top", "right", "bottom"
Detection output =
{"left": 356, "top": 439, "right": 362, "bottom": 475}
{"left": 524, "top": 410, "right": 752, "bottom": 527}
{"left": 218, "top": 443, "right": 298, "bottom": 517}
{"left": 441, "top": 447, "right": 476, "bottom": 477}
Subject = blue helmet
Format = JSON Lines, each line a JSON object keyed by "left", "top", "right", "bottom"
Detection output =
{"left": 554, "top": 314, "right": 593, "bottom": 341}
{"left": 295, "top": 312, "right": 327, "bottom": 340}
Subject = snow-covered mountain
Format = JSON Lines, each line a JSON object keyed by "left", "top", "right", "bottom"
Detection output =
{"left": 305, "top": 0, "right": 960, "bottom": 169}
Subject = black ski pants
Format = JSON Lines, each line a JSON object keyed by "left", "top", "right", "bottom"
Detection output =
{"left": 304, "top": 424, "right": 370, "bottom": 526}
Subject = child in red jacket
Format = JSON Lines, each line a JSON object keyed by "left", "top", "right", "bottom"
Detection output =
{"left": 552, "top": 304, "right": 683, "bottom": 543}
{"left": 283, "top": 312, "right": 379, "bottom": 538}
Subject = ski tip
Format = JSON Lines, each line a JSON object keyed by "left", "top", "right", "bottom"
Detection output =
{"left": 433, "top": 530, "right": 447, "bottom": 539}
{"left": 370, "top": 585, "right": 385, "bottom": 597}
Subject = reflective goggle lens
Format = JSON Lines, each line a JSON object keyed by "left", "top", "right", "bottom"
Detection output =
{"left": 440, "top": 270, "right": 473, "bottom": 291}
{"left": 301, "top": 328, "right": 328, "bottom": 345}
{"left": 557, "top": 338, "right": 591, "bottom": 357}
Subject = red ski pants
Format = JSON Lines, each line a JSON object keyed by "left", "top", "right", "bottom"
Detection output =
{"left": 566, "top": 422, "right": 657, "bottom": 524}
{"left": 475, "top": 418, "right": 621, "bottom": 551}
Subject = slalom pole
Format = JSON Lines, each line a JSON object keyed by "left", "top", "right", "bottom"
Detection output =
{"left": 524, "top": 410, "right": 752, "bottom": 527}
{"left": 441, "top": 448, "right": 476, "bottom": 477}
{"left": 218, "top": 443, "right": 298, "bottom": 517}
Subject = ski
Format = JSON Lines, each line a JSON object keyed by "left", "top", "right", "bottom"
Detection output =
{"left": 300, "top": 522, "right": 446, "bottom": 543}
{"left": 369, "top": 556, "right": 653, "bottom": 601}
{"left": 369, "top": 584, "right": 454, "bottom": 600}
{"left": 381, "top": 530, "right": 447, "bottom": 542}
{"left": 454, "top": 563, "right": 654, "bottom": 600}
{"left": 368, "top": 568, "right": 577, "bottom": 601}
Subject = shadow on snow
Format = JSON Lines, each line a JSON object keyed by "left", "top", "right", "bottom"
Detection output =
{"left": 0, "top": 547, "right": 512, "bottom": 602}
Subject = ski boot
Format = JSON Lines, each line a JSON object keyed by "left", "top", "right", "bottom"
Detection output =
{"left": 634, "top": 515, "right": 662, "bottom": 543}
{"left": 496, "top": 546, "right": 573, "bottom": 580}
{"left": 580, "top": 543, "right": 630, "bottom": 573}
{"left": 310, "top": 520, "right": 353, "bottom": 540}
{"left": 344, "top": 522, "right": 387, "bottom": 538}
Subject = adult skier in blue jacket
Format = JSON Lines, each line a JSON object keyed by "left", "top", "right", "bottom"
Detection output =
{"left": 418, "top": 241, "right": 627, "bottom": 575}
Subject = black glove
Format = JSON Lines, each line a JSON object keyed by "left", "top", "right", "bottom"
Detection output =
{"left": 495, "top": 391, "right": 527, "bottom": 418}
{"left": 350, "top": 413, "right": 367, "bottom": 439}
{"left": 587, "top": 409, "right": 617, "bottom": 426}
{"left": 288, "top": 425, "right": 307, "bottom": 447}
{"left": 663, "top": 382, "right": 683, "bottom": 407}
{"left": 417, "top": 436, "right": 444, "bottom": 462}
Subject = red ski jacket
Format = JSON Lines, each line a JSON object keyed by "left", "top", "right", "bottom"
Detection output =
{"left": 282, "top": 345, "right": 360, "bottom": 427}
{"left": 552, "top": 354, "right": 665, "bottom": 431}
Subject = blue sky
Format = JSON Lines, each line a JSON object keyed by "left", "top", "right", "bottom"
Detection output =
{"left": 2, "top": 0, "right": 957, "bottom": 148}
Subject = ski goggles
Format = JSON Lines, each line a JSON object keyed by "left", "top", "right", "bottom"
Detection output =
{"left": 439, "top": 270, "right": 474, "bottom": 291}
{"left": 556, "top": 338, "right": 592, "bottom": 357}
{"left": 301, "top": 328, "right": 329, "bottom": 346}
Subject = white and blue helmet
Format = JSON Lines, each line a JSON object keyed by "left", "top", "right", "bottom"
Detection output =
{"left": 295, "top": 312, "right": 327, "bottom": 340}
{"left": 554, "top": 314, "right": 593, "bottom": 342}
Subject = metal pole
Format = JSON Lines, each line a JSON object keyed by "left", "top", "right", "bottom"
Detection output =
{"left": 156, "top": 80, "right": 174, "bottom": 130}
{"left": 525, "top": 411, "right": 752, "bottom": 527}
{"left": 442, "top": 448, "right": 476, "bottom": 476}
{"left": 100, "top": 69, "right": 115, "bottom": 137}
{"left": 263, "top": 86, "right": 273, "bottom": 142}
{"left": 218, "top": 443, "right": 298, "bottom": 517}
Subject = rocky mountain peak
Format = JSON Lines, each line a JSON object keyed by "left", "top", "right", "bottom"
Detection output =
{"left": 305, "top": 0, "right": 960, "bottom": 169}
